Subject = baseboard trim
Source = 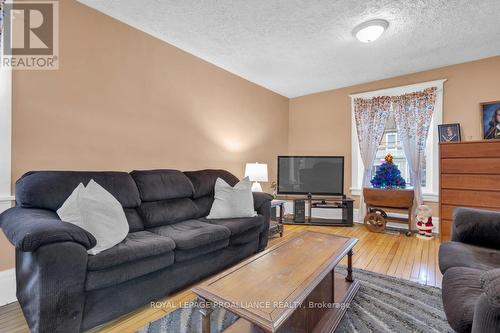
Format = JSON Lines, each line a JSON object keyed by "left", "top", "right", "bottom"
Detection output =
{"left": 0, "top": 196, "right": 15, "bottom": 202}
{"left": 0, "top": 195, "right": 14, "bottom": 215}
{"left": 0, "top": 268, "right": 16, "bottom": 306}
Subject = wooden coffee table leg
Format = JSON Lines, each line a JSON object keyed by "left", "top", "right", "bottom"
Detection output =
{"left": 346, "top": 250, "right": 353, "bottom": 282}
{"left": 279, "top": 204, "right": 284, "bottom": 237}
{"left": 198, "top": 298, "right": 213, "bottom": 333}
{"left": 331, "top": 270, "right": 335, "bottom": 301}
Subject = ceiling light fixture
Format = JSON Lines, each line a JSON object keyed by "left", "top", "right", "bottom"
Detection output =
{"left": 353, "top": 19, "right": 389, "bottom": 43}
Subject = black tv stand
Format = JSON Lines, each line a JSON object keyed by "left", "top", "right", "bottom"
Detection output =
{"left": 278, "top": 195, "right": 354, "bottom": 227}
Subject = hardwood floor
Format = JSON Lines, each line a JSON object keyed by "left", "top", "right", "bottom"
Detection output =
{"left": 0, "top": 224, "right": 442, "bottom": 333}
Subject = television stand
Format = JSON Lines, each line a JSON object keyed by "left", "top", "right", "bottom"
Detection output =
{"left": 277, "top": 195, "right": 354, "bottom": 227}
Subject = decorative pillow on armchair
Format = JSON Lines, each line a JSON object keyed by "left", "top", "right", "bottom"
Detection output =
{"left": 207, "top": 177, "right": 256, "bottom": 219}
{"left": 57, "top": 179, "right": 129, "bottom": 255}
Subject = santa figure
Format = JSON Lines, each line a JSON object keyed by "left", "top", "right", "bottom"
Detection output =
{"left": 416, "top": 205, "right": 433, "bottom": 239}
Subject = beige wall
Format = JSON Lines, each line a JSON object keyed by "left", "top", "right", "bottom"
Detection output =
{"left": 1, "top": 1, "right": 289, "bottom": 271}
{"left": 289, "top": 55, "right": 500, "bottom": 212}
{"left": 11, "top": 0, "right": 289, "bottom": 182}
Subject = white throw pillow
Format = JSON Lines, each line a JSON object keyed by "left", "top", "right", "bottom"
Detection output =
{"left": 57, "top": 179, "right": 129, "bottom": 255}
{"left": 207, "top": 177, "right": 256, "bottom": 219}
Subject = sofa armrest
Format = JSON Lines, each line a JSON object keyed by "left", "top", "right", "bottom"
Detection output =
{"left": 481, "top": 269, "right": 500, "bottom": 309}
{"left": 0, "top": 207, "right": 96, "bottom": 252}
{"left": 253, "top": 192, "right": 273, "bottom": 212}
{"left": 16, "top": 241, "right": 89, "bottom": 332}
{"left": 252, "top": 192, "right": 273, "bottom": 251}
{"left": 451, "top": 208, "right": 500, "bottom": 250}
{"left": 472, "top": 269, "right": 500, "bottom": 333}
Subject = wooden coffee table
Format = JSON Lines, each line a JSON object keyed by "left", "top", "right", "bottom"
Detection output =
{"left": 192, "top": 231, "right": 359, "bottom": 333}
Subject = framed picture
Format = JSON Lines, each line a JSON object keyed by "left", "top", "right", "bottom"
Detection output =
{"left": 481, "top": 101, "right": 500, "bottom": 140}
{"left": 438, "top": 123, "right": 461, "bottom": 143}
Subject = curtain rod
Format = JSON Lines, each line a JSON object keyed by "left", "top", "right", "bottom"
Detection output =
{"left": 349, "top": 79, "right": 447, "bottom": 99}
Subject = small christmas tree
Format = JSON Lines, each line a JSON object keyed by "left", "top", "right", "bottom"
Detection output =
{"left": 370, "top": 153, "right": 406, "bottom": 189}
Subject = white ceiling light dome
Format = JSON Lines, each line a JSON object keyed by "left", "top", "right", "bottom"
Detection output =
{"left": 353, "top": 19, "right": 389, "bottom": 43}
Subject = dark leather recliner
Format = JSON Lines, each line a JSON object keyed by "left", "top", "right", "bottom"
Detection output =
{"left": 439, "top": 207, "right": 500, "bottom": 333}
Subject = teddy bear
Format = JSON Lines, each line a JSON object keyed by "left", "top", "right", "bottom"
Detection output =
{"left": 415, "top": 205, "right": 433, "bottom": 239}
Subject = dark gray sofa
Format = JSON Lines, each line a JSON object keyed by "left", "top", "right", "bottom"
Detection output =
{"left": 0, "top": 169, "right": 272, "bottom": 333}
{"left": 439, "top": 207, "right": 500, "bottom": 333}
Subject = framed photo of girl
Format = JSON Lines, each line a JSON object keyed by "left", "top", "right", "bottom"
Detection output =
{"left": 438, "top": 123, "right": 461, "bottom": 143}
{"left": 481, "top": 101, "right": 500, "bottom": 140}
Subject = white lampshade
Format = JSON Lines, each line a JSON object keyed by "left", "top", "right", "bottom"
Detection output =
{"left": 244, "top": 163, "right": 268, "bottom": 182}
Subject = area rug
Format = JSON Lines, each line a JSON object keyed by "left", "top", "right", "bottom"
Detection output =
{"left": 136, "top": 266, "right": 452, "bottom": 333}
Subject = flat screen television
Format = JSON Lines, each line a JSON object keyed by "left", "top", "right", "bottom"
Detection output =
{"left": 277, "top": 156, "right": 344, "bottom": 195}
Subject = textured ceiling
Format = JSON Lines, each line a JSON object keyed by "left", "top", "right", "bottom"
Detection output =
{"left": 78, "top": 0, "right": 500, "bottom": 97}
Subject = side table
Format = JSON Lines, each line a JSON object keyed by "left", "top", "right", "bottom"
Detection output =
{"left": 269, "top": 200, "right": 285, "bottom": 238}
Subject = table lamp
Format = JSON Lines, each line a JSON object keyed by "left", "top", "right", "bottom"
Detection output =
{"left": 245, "top": 163, "right": 268, "bottom": 192}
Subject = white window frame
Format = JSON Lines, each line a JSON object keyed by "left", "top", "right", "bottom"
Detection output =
{"left": 0, "top": 66, "right": 13, "bottom": 212}
{"left": 350, "top": 79, "right": 445, "bottom": 202}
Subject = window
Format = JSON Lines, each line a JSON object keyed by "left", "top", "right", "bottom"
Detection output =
{"left": 371, "top": 115, "right": 426, "bottom": 188}
{"left": 350, "top": 79, "right": 444, "bottom": 202}
{"left": 0, "top": 67, "right": 13, "bottom": 213}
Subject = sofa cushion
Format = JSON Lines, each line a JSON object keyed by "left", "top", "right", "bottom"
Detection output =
{"left": 16, "top": 171, "right": 141, "bottom": 211}
{"left": 124, "top": 208, "right": 145, "bottom": 232}
{"left": 199, "top": 215, "right": 265, "bottom": 237}
{"left": 228, "top": 228, "right": 260, "bottom": 246}
{"left": 184, "top": 169, "right": 239, "bottom": 199}
{"left": 131, "top": 170, "right": 194, "bottom": 202}
{"left": 174, "top": 239, "right": 229, "bottom": 262}
{"left": 86, "top": 252, "right": 174, "bottom": 291}
{"left": 85, "top": 231, "right": 176, "bottom": 291}
{"left": 139, "top": 198, "right": 198, "bottom": 227}
{"left": 442, "top": 267, "right": 484, "bottom": 333}
{"left": 87, "top": 231, "right": 175, "bottom": 271}
{"left": 149, "top": 219, "right": 230, "bottom": 250}
{"left": 192, "top": 196, "right": 214, "bottom": 218}
{"left": 439, "top": 241, "right": 500, "bottom": 274}
{"left": 150, "top": 220, "right": 230, "bottom": 262}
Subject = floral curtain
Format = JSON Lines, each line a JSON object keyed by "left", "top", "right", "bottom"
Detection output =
{"left": 354, "top": 96, "right": 392, "bottom": 220}
{"left": 391, "top": 87, "right": 437, "bottom": 227}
